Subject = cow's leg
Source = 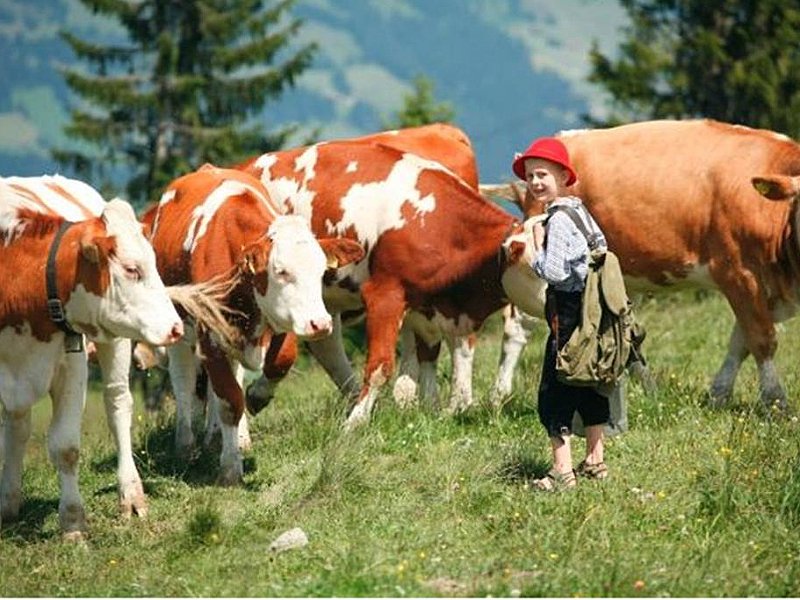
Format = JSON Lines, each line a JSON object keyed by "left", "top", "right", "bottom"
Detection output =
{"left": 95, "top": 338, "right": 147, "bottom": 518}
{"left": 200, "top": 338, "right": 245, "bottom": 486}
{"left": 307, "top": 313, "right": 360, "bottom": 398}
{"left": 205, "top": 362, "right": 251, "bottom": 452}
{"left": 491, "top": 305, "right": 537, "bottom": 405}
{"left": 167, "top": 340, "right": 199, "bottom": 458}
{"left": 417, "top": 339, "right": 441, "bottom": 407}
{"left": 1, "top": 406, "right": 31, "bottom": 526}
{"left": 96, "top": 341, "right": 147, "bottom": 516}
{"left": 48, "top": 353, "right": 88, "bottom": 540}
{"left": 393, "top": 322, "right": 420, "bottom": 408}
{"left": 245, "top": 333, "right": 298, "bottom": 416}
{"left": 720, "top": 278, "right": 787, "bottom": 410}
{"left": 345, "top": 279, "right": 406, "bottom": 430}
{"left": 445, "top": 333, "right": 476, "bottom": 415}
{"left": 709, "top": 323, "right": 749, "bottom": 406}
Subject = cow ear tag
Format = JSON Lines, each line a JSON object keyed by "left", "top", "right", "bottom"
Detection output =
{"left": 244, "top": 255, "right": 256, "bottom": 275}
{"left": 326, "top": 254, "right": 339, "bottom": 269}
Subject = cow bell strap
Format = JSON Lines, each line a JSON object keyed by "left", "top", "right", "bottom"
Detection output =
{"left": 46, "top": 220, "right": 84, "bottom": 353}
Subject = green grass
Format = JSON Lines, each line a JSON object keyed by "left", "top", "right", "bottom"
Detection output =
{"left": 2, "top": 290, "right": 800, "bottom": 596}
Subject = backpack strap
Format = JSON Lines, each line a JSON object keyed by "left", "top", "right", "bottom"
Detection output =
{"left": 552, "top": 205, "right": 605, "bottom": 252}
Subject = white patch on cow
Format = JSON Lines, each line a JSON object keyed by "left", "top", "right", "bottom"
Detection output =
{"left": 241, "top": 340, "right": 267, "bottom": 372}
{"left": 557, "top": 128, "right": 591, "bottom": 138}
{"left": 150, "top": 188, "right": 177, "bottom": 237}
{"left": 330, "top": 152, "right": 447, "bottom": 248}
{"left": 447, "top": 334, "right": 475, "bottom": 413}
{"left": 501, "top": 216, "right": 548, "bottom": 318}
{"left": 183, "top": 179, "right": 272, "bottom": 252}
{"left": 158, "top": 189, "right": 176, "bottom": 206}
{"left": 403, "top": 309, "right": 476, "bottom": 347}
{"left": 65, "top": 200, "right": 182, "bottom": 345}
{"left": 345, "top": 161, "right": 358, "bottom": 173}
{"left": 0, "top": 325, "right": 63, "bottom": 411}
{"left": 255, "top": 152, "right": 316, "bottom": 221}
{"left": 295, "top": 145, "right": 319, "bottom": 181}
{"left": 0, "top": 175, "right": 106, "bottom": 244}
{"left": 344, "top": 368, "right": 387, "bottom": 431}
{"left": 255, "top": 215, "right": 333, "bottom": 338}
{"left": 2, "top": 175, "right": 105, "bottom": 221}
{"left": 492, "top": 305, "right": 539, "bottom": 401}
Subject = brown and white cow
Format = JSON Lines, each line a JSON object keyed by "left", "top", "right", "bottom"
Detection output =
{"left": 238, "top": 123, "right": 524, "bottom": 416}
{"left": 149, "top": 165, "right": 363, "bottom": 483}
{"left": 2, "top": 175, "right": 241, "bottom": 520}
{"left": 0, "top": 177, "right": 184, "bottom": 539}
{"left": 493, "top": 119, "right": 800, "bottom": 411}
{"left": 239, "top": 140, "right": 541, "bottom": 429}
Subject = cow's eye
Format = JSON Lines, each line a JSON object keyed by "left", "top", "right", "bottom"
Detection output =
{"left": 274, "top": 267, "right": 294, "bottom": 283}
{"left": 123, "top": 264, "right": 142, "bottom": 282}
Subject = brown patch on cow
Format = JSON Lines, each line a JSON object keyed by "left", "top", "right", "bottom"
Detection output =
{"left": 152, "top": 167, "right": 280, "bottom": 360}
{"left": 59, "top": 447, "right": 80, "bottom": 472}
{"left": 75, "top": 225, "right": 114, "bottom": 297}
{"left": 261, "top": 332, "right": 297, "bottom": 379}
{"left": 0, "top": 212, "right": 114, "bottom": 343}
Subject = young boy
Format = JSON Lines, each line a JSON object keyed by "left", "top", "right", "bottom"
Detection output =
{"left": 511, "top": 137, "right": 610, "bottom": 491}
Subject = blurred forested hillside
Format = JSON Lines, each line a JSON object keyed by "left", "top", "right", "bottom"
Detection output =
{"left": 0, "top": 0, "right": 625, "bottom": 186}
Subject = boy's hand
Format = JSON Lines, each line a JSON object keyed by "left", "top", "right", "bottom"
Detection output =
{"left": 532, "top": 221, "right": 545, "bottom": 251}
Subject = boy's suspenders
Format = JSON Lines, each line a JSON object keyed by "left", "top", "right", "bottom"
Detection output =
{"left": 551, "top": 205, "right": 605, "bottom": 252}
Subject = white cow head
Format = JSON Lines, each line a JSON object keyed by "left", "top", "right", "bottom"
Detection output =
{"left": 500, "top": 215, "right": 548, "bottom": 319}
{"left": 65, "top": 199, "right": 184, "bottom": 345}
{"left": 241, "top": 215, "right": 364, "bottom": 338}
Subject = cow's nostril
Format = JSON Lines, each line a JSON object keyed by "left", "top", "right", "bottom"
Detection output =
{"left": 310, "top": 319, "right": 332, "bottom": 335}
{"left": 170, "top": 322, "right": 184, "bottom": 341}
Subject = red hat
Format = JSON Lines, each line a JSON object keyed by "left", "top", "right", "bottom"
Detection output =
{"left": 512, "top": 137, "right": 577, "bottom": 186}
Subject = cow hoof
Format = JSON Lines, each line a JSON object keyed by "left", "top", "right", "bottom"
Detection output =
{"left": 762, "top": 397, "right": 792, "bottom": 419}
{"left": 490, "top": 386, "right": 511, "bottom": 404}
{"left": 62, "top": 530, "right": 87, "bottom": 544}
{"left": 344, "top": 407, "right": 370, "bottom": 432}
{"left": 119, "top": 490, "right": 148, "bottom": 519}
{"left": 245, "top": 377, "right": 276, "bottom": 416}
{"left": 0, "top": 494, "right": 21, "bottom": 522}
{"left": 217, "top": 469, "right": 243, "bottom": 487}
{"left": 393, "top": 375, "right": 418, "bottom": 409}
{"left": 175, "top": 436, "right": 196, "bottom": 461}
{"left": 60, "top": 504, "right": 87, "bottom": 537}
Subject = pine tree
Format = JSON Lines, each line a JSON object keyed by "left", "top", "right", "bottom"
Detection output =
{"left": 54, "top": 0, "right": 316, "bottom": 206}
{"left": 588, "top": 0, "right": 800, "bottom": 136}
{"left": 382, "top": 75, "right": 455, "bottom": 129}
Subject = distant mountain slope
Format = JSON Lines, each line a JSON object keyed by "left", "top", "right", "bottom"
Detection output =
{"left": 0, "top": 0, "right": 625, "bottom": 186}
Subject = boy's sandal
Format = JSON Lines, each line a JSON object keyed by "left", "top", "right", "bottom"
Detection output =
{"left": 577, "top": 460, "right": 609, "bottom": 480}
{"left": 532, "top": 468, "right": 577, "bottom": 492}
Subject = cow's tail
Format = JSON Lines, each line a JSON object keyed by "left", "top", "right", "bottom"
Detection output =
{"left": 479, "top": 182, "right": 526, "bottom": 208}
{"left": 165, "top": 275, "right": 243, "bottom": 353}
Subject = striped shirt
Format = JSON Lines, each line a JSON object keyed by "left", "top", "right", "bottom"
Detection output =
{"left": 532, "top": 196, "right": 607, "bottom": 292}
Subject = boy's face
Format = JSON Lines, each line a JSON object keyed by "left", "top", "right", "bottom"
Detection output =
{"left": 523, "top": 158, "right": 569, "bottom": 205}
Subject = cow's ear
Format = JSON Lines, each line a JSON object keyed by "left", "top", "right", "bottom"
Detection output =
{"left": 319, "top": 238, "right": 364, "bottom": 269}
{"left": 505, "top": 240, "right": 526, "bottom": 265}
{"left": 80, "top": 232, "right": 114, "bottom": 264}
{"left": 752, "top": 175, "right": 800, "bottom": 200}
{"left": 239, "top": 240, "right": 270, "bottom": 275}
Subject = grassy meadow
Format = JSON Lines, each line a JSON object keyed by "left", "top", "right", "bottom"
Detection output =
{"left": 1, "top": 289, "right": 800, "bottom": 597}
